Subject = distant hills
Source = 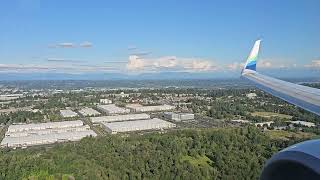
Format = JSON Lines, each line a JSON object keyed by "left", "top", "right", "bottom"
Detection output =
{"left": 0, "top": 69, "right": 319, "bottom": 81}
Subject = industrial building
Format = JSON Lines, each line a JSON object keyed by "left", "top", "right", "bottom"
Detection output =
{"left": 288, "top": 121, "right": 315, "bottom": 127}
{"left": 91, "top": 113, "right": 150, "bottom": 123}
{"left": 164, "top": 112, "right": 194, "bottom": 121}
{"left": 126, "top": 104, "right": 175, "bottom": 112}
{"left": 78, "top": 108, "right": 101, "bottom": 117}
{"left": 60, "top": 109, "right": 78, "bottom": 118}
{"left": 1, "top": 120, "right": 96, "bottom": 148}
{"left": 102, "top": 118, "right": 176, "bottom": 134}
{"left": 246, "top": 93, "right": 257, "bottom": 99}
{"left": 7, "top": 120, "right": 83, "bottom": 133}
{"left": 0, "top": 94, "right": 24, "bottom": 101}
{"left": 231, "top": 119, "right": 250, "bottom": 124}
{"left": 100, "top": 99, "right": 112, "bottom": 104}
{"left": 97, "top": 104, "right": 130, "bottom": 114}
{"left": 1, "top": 130, "right": 96, "bottom": 148}
{"left": 5, "top": 125, "right": 91, "bottom": 137}
{"left": 254, "top": 121, "right": 274, "bottom": 127}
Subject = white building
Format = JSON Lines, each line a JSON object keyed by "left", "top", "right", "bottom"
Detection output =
{"left": 164, "top": 112, "right": 194, "bottom": 121}
{"left": 60, "top": 109, "right": 78, "bottom": 118}
{"left": 7, "top": 120, "right": 83, "bottom": 133}
{"left": 231, "top": 119, "right": 250, "bottom": 124}
{"left": 126, "top": 104, "right": 175, "bottom": 112}
{"left": 91, "top": 113, "right": 150, "bottom": 123}
{"left": 78, "top": 108, "right": 101, "bottom": 117}
{"left": 6, "top": 125, "right": 91, "bottom": 137}
{"left": 0, "top": 94, "right": 24, "bottom": 101}
{"left": 102, "top": 118, "right": 176, "bottom": 134}
{"left": 97, "top": 104, "right": 130, "bottom": 114}
{"left": 100, "top": 99, "right": 112, "bottom": 104}
{"left": 254, "top": 121, "right": 274, "bottom": 127}
{"left": 289, "top": 121, "right": 315, "bottom": 127}
{"left": 1, "top": 120, "right": 96, "bottom": 148}
{"left": 246, "top": 93, "right": 257, "bottom": 99}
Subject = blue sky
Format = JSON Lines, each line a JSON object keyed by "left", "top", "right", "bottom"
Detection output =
{"left": 0, "top": 0, "right": 319, "bottom": 75}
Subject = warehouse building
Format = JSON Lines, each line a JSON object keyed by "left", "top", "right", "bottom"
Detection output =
{"left": 5, "top": 125, "right": 91, "bottom": 137}
{"left": 7, "top": 120, "right": 83, "bottom": 133}
{"left": 60, "top": 109, "right": 78, "bottom": 118}
{"left": 0, "top": 94, "right": 24, "bottom": 101}
{"left": 288, "top": 120, "right": 315, "bottom": 127}
{"left": 164, "top": 112, "right": 194, "bottom": 121}
{"left": 102, "top": 118, "right": 176, "bottom": 134}
{"left": 1, "top": 120, "right": 96, "bottom": 148}
{"left": 100, "top": 99, "right": 112, "bottom": 104}
{"left": 1, "top": 130, "right": 96, "bottom": 148}
{"left": 78, "top": 108, "right": 101, "bottom": 117}
{"left": 126, "top": 104, "right": 175, "bottom": 112}
{"left": 97, "top": 104, "right": 130, "bottom": 114}
{"left": 91, "top": 113, "right": 150, "bottom": 123}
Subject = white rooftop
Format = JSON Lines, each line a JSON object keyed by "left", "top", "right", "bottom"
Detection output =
{"left": 60, "top": 109, "right": 78, "bottom": 118}
{"left": 1, "top": 130, "right": 96, "bottom": 148}
{"left": 289, "top": 121, "right": 316, "bottom": 127}
{"left": 102, "top": 118, "right": 176, "bottom": 133}
{"left": 7, "top": 120, "right": 83, "bottom": 133}
{"left": 97, "top": 104, "right": 130, "bottom": 114}
{"left": 78, "top": 108, "right": 101, "bottom": 116}
{"left": 91, "top": 113, "right": 150, "bottom": 123}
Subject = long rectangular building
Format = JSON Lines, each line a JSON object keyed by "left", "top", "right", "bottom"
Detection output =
{"left": 126, "top": 104, "right": 175, "bottom": 112}
{"left": 1, "top": 130, "right": 96, "bottom": 148}
{"left": 97, "top": 104, "right": 130, "bottom": 114}
{"left": 102, "top": 118, "right": 176, "bottom": 134}
{"left": 78, "top": 108, "right": 101, "bottom": 117}
{"left": 60, "top": 109, "right": 78, "bottom": 118}
{"left": 1, "top": 120, "right": 96, "bottom": 148}
{"left": 7, "top": 120, "right": 83, "bottom": 133}
{"left": 164, "top": 112, "right": 194, "bottom": 121}
{"left": 5, "top": 125, "right": 91, "bottom": 137}
{"left": 91, "top": 113, "right": 150, "bottom": 123}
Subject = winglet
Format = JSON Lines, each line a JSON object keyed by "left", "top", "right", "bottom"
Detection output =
{"left": 242, "top": 39, "right": 261, "bottom": 74}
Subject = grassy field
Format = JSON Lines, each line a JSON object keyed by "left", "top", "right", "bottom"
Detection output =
{"left": 265, "top": 130, "right": 315, "bottom": 141}
{"left": 251, "top": 111, "right": 292, "bottom": 119}
{"left": 180, "top": 155, "right": 213, "bottom": 167}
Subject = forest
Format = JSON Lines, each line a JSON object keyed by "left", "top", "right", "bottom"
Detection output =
{"left": 0, "top": 126, "right": 310, "bottom": 180}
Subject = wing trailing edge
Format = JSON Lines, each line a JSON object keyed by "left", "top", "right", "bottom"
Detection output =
{"left": 241, "top": 40, "right": 320, "bottom": 116}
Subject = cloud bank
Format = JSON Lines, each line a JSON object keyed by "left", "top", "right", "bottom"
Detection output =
{"left": 126, "top": 55, "right": 217, "bottom": 72}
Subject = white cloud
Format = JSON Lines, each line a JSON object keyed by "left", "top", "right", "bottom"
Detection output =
{"left": 48, "top": 42, "right": 93, "bottom": 48}
{"left": 57, "top": 43, "right": 75, "bottom": 48}
{"left": 305, "top": 60, "right": 320, "bottom": 68}
{"left": 128, "top": 45, "right": 138, "bottom": 51}
{"left": 153, "top": 56, "right": 177, "bottom": 68}
{"left": 46, "top": 58, "right": 86, "bottom": 63}
{"left": 126, "top": 55, "right": 216, "bottom": 72}
{"left": 127, "top": 55, "right": 145, "bottom": 71}
{"left": 226, "top": 62, "right": 240, "bottom": 70}
{"left": 0, "top": 63, "right": 117, "bottom": 73}
{"left": 184, "top": 60, "right": 216, "bottom": 72}
{"left": 257, "top": 60, "right": 272, "bottom": 68}
{"left": 80, "top": 41, "right": 93, "bottom": 48}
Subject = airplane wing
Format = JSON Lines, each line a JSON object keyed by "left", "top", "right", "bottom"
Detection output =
{"left": 241, "top": 40, "right": 320, "bottom": 116}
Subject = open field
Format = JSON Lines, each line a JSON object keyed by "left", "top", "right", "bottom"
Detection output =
{"left": 251, "top": 111, "right": 292, "bottom": 119}
{"left": 265, "top": 130, "right": 315, "bottom": 141}
{"left": 180, "top": 155, "right": 213, "bottom": 167}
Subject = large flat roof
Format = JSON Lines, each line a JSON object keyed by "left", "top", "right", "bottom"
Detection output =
{"left": 102, "top": 118, "right": 175, "bottom": 133}
{"left": 1, "top": 130, "right": 96, "bottom": 147}
{"left": 91, "top": 113, "right": 150, "bottom": 123}
{"left": 7, "top": 120, "right": 83, "bottom": 132}
{"left": 78, "top": 108, "right": 101, "bottom": 116}
{"left": 60, "top": 109, "right": 78, "bottom": 117}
